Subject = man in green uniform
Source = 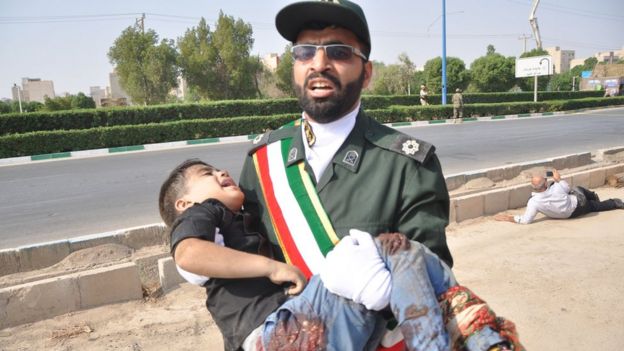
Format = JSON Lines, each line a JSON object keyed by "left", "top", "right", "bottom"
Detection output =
{"left": 239, "top": 0, "right": 453, "bottom": 269}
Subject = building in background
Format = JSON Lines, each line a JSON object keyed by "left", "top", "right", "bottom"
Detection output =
{"left": 169, "top": 76, "right": 188, "bottom": 101}
{"left": 108, "top": 71, "right": 131, "bottom": 104}
{"left": 15, "top": 78, "right": 55, "bottom": 103}
{"left": 89, "top": 86, "right": 107, "bottom": 107}
{"left": 261, "top": 53, "right": 280, "bottom": 71}
{"left": 580, "top": 63, "right": 624, "bottom": 96}
{"left": 594, "top": 47, "right": 624, "bottom": 64}
{"left": 545, "top": 47, "right": 575, "bottom": 73}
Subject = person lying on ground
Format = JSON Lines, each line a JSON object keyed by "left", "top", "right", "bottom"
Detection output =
{"left": 495, "top": 169, "right": 623, "bottom": 224}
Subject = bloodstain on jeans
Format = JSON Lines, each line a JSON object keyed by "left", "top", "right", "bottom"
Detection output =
{"left": 264, "top": 313, "right": 326, "bottom": 351}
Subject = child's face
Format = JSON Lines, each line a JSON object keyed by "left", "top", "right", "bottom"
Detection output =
{"left": 176, "top": 164, "right": 245, "bottom": 213}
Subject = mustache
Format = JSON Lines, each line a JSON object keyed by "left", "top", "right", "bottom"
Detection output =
{"left": 304, "top": 72, "right": 342, "bottom": 90}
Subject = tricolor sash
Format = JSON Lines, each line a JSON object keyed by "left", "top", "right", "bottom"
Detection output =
{"left": 252, "top": 133, "right": 340, "bottom": 278}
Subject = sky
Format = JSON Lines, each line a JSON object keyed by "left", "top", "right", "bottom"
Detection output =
{"left": 1, "top": 0, "right": 622, "bottom": 99}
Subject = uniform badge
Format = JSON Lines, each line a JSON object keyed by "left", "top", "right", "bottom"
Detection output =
{"left": 343, "top": 150, "right": 359, "bottom": 167}
{"left": 288, "top": 148, "right": 298, "bottom": 162}
{"left": 303, "top": 119, "right": 316, "bottom": 147}
{"left": 253, "top": 133, "right": 264, "bottom": 144}
{"left": 402, "top": 140, "right": 420, "bottom": 155}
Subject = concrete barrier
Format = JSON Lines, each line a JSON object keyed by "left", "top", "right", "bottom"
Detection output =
{"left": 484, "top": 189, "right": 510, "bottom": 215}
{"left": 1, "top": 224, "right": 166, "bottom": 277}
{"left": 508, "top": 184, "right": 533, "bottom": 209}
{"left": 454, "top": 194, "right": 484, "bottom": 222}
{"left": 158, "top": 257, "right": 186, "bottom": 292}
{"left": 0, "top": 262, "right": 142, "bottom": 329}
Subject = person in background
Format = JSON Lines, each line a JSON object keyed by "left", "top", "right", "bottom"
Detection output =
{"left": 495, "top": 168, "right": 623, "bottom": 224}
{"left": 420, "top": 84, "right": 430, "bottom": 105}
{"left": 452, "top": 88, "right": 464, "bottom": 122}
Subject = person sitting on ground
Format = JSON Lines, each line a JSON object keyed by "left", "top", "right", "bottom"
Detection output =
{"left": 159, "top": 158, "right": 522, "bottom": 351}
{"left": 495, "top": 168, "right": 623, "bottom": 224}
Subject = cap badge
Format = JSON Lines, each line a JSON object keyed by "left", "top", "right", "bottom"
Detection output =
{"left": 288, "top": 148, "right": 298, "bottom": 162}
{"left": 343, "top": 150, "right": 359, "bottom": 167}
{"left": 402, "top": 140, "right": 420, "bottom": 155}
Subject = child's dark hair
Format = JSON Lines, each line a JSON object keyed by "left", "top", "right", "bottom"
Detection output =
{"left": 158, "top": 158, "right": 215, "bottom": 227}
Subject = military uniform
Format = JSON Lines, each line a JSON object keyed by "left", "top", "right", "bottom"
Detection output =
{"left": 239, "top": 110, "right": 453, "bottom": 267}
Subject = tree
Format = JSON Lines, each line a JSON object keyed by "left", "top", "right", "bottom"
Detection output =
{"left": 42, "top": 93, "right": 96, "bottom": 111}
{"left": 275, "top": 44, "right": 294, "bottom": 96}
{"left": 517, "top": 48, "right": 550, "bottom": 91}
{"left": 71, "top": 92, "right": 96, "bottom": 109}
{"left": 549, "top": 71, "right": 574, "bottom": 91}
{"left": 178, "top": 13, "right": 260, "bottom": 100}
{"left": 44, "top": 95, "right": 72, "bottom": 111}
{"left": 469, "top": 45, "right": 516, "bottom": 92}
{"left": 177, "top": 18, "right": 218, "bottom": 99}
{"left": 423, "top": 56, "right": 470, "bottom": 94}
{"left": 397, "top": 53, "right": 416, "bottom": 95}
{"left": 368, "top": 62, "right": 404, "bottom": 95}
{"left": 108, "top": 25, "right": 179, "bottom": 105}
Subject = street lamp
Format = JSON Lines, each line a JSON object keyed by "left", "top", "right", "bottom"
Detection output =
{"left": 427, "top": 7, "right": 463, "bottom": 105}
{"left": 442, "top": 0, "right": 447, "bottom": 105}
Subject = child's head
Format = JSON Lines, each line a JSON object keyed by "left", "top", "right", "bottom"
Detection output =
{"left": 158, "top": 158, "right": 245, "bottom": 227}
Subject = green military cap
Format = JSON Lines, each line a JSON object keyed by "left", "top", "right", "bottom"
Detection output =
{"left": 275, "top": 0, "right": 371, "bottom": 50}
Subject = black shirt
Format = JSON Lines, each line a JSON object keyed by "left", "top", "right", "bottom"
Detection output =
{"left": 170, "top": 199, "right": 287, "bottom": 351}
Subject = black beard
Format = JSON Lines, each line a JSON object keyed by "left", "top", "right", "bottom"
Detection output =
{"left": 294, "top": 69, "right": 365, "bottom": 124}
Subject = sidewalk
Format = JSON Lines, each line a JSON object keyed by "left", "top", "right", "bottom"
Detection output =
{"left": 2, "top": 187, "right": 622, "bottom": 350}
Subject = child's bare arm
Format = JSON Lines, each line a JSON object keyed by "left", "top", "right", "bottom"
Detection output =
{"left": 175, "top": 238, "right": 306, "bottom": 294}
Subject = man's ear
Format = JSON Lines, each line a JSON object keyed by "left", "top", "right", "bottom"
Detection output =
{"left": 362, "top": 60, "right": 373, "bottom": 89}
{"left": 175, "top": 198, "right": 193, "bottom": 213}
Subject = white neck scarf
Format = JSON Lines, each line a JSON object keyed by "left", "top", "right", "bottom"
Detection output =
{"left": 301, "top": 102, "right": 359, "bottom": 181}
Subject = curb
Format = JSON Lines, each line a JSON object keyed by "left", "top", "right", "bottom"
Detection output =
{"left": 2, "top": 106, "right": 622, "bottom": 168}
{"left": 0, "top": 262, "right": 143, "bottom": 329}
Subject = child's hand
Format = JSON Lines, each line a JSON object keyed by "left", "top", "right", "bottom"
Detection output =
{"left": 267, "top": 261, "right": 307, "bottom": 296}
{"left": 378, "top": 232, "right": 410, "bottom": 255}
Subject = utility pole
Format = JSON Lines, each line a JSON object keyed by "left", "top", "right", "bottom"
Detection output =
{"left": 441, "top": 0, "right": 447, "bottom": 105}
{"left": 518, "top": 34, "right": 531, "bottom": 53}
{"left": 136, "top": 13, "right": 145, "bottom": 33}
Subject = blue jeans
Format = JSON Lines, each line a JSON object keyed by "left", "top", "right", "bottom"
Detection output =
{"left": 261, "top": 240, "right": 504, "bottom": 351}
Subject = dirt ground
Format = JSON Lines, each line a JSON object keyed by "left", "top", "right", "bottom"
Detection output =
{"left": 1, "top": 187, "right": 623, "bottom": 351}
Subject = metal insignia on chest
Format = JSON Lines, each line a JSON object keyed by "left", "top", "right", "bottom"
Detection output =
{"left": 343, "top": 150, "right": 359, "bottom": 166}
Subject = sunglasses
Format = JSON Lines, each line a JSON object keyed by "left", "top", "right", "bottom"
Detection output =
{"left": 291, "top": 44, "right": 368, "bottom": 62}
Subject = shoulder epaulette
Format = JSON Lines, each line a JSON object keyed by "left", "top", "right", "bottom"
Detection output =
{"left": 246, "top": 125, "right": 298, "bottom": 155}
{"left": 365, "top": 123, "right": 435, "bottom": 164}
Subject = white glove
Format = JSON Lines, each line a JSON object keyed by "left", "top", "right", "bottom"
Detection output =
{"left": 320, "top": 229, "right": 391, "bottom": 311}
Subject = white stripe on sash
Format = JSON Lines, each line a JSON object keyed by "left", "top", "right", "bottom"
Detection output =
{"left": 266, "top": 142, "right": 326, "bottom": 274}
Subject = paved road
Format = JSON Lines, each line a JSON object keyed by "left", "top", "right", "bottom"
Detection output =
{"left": 1, "top": 107, "right": 622, "bottom": 249}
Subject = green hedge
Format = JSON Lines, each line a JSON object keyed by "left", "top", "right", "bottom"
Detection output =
{"left": 0, "top": 91, "right": 604, "bottom": 135}
{"left": 2, "top": 97, "right": 622, "bottom": 159}
{"left": 0, "top": 114, "right": 297, "bottom": 158}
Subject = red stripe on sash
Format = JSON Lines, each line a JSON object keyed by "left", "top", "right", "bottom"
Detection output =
{"left": 255, "top": 146, "right": 313, "bottom": 278}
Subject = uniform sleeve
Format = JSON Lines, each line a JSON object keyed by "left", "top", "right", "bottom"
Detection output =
{"left": 169, "top": 200, "right": 225, "bottom": 255}
{"left": 397, "top": 154, "right": 454, "bottom": 267}
{"left": 239, "top": 154, "right": 261, "bottom": 219}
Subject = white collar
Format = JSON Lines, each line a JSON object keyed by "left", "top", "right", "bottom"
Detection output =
{"left": 302, "top": 102, "right": 360, "bottom": 147}
{"left": 300, "top": 102, "right": 360, "bottom": 181}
